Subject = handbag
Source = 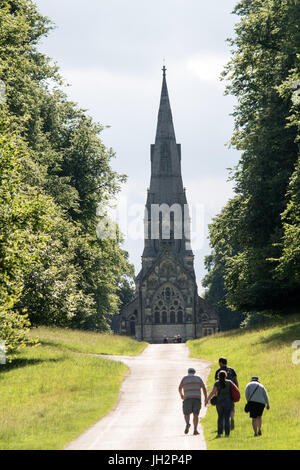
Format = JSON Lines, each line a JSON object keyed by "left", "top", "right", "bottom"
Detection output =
{"left": 230, "top": 382, "right": 240, "bottom": 403}
{"left": 244, "top": 385, "right": 259, "bottom": 413}
{"left": 210, "top": 395, "right": 217, "bottom": 406}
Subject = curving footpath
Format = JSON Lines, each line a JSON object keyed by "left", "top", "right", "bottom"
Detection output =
{"left": 65, "top": 343, "right": 212, "bottom": 450}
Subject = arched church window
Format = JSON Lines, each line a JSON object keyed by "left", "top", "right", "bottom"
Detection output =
{"left": 129, "top": 314, "right": 136, "bottom": 336}
{"left": 165, "top": 287, "right": 171, "bottom": 301}
{"left": 152, "top": 284, "right": 185, "bottom": 326}
{"left": 177, "top": 310, "right": 183, "bottom": 324}
{"left": 130, "top": 320, "right": 136, "bottom": 336}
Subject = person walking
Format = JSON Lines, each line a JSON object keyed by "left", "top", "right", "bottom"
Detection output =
{"left": 245, "top": 376, "right": 270, "bottom": 436}
{"left": 206, "top": 370, "right": 234, "bottom": 437}
{"left": 215, "top": 357, "right": 238, "bottom": 430}
{"left": 178, "top": 367, "right": 208, "bottom": 436}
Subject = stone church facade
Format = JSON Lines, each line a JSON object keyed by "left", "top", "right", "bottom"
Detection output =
{"left": 113, "top": 67, "right": 219, "bottom": 343}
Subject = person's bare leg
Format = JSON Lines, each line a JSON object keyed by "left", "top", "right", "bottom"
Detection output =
{"left": 252, "top": 418, "right": 258, "bottom": 436}
{"left": 184, "top": 414, "right": 191, "bottom": 434}
{"left": 193, "top": 413, "right": 199, "bottom": 435}
{"left": 257, "top": 416, "right": 262, "bottom": 435}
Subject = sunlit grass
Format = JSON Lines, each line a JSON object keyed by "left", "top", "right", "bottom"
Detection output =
{"left": 0, "top": 328, "right": 147, "bottom": 450}
{"left": 187, "top": 314, "right": 300, "bottom": 450}
{"left": 29, "top": 326, "right": 148, "bottom": 356}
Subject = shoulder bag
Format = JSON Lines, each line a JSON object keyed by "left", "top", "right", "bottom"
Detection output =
{"left": 230, "top": 381, "right": 240, "bottom": 403}
{"left": 244, "top": 385, "right": 259, "bottom": 413}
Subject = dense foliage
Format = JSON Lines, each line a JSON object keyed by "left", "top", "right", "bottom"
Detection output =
{"left": 0, "top": 0, "right": 134, "bottom": 356}
{"left": 204, "top": 0, "right": 300, "bottom": 322}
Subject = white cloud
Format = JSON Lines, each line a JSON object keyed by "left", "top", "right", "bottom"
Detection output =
{"left": 185, "top": 53, "right": 229, "bottom": 83}
{"left": 186, "top": 175, "right": 234, "bottom": 213}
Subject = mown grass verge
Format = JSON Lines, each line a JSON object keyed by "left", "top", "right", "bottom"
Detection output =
{"left": 187, "top": 314, "right": 300, "bottom": 450}
{"left": 28, "top": 326, "right": 147, "bottom": 356}
{"left": 0, "top": 328, "right": 147, "bottom": 450}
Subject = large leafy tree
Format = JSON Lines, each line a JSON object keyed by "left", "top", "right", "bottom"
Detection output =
{"left": 274, "top": 62, "right": 300, "bottom": 284}
{"left": 0, "top": 117, "right": 50, "bottom": 354}
{"left": 205, "top": 0, "right": 300, "bottom": 318}
{"left": 0, "top": 0, "right": 134, "bottom": 354}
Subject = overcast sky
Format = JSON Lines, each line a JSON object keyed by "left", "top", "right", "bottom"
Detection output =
{"left": 35, "top": 0, "right": 241, "bottom": 291}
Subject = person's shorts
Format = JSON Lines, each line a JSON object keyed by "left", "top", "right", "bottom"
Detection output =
{"left": 183, "top": 398, "right": 201, "bottom": 415}
{"left": 248, "top": 401, "right": 265, "bottom": 418}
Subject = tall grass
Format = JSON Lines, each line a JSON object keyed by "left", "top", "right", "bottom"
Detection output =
{"left": 187, "top": 315, "right": 300, "bottom": 450}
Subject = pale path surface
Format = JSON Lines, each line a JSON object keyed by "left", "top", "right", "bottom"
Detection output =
{"left": 65, "top": 344, "right": 212, "bottom": 450}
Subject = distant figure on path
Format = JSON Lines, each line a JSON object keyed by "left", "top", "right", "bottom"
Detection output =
{"left": 177, "top": 334, "right": 182, "bottom": 343}
{"left": 178, "top": 367, "right": 207, "bottom": 436}
{"left": 215, "top": 357, "right": 238, "bottom": 430}
{"left": 163, "top": 335, "right": 168, "bottom": 343}
{"left": 206, "top": 370, "right": 234, "bottom": 437}
{"left": 245, "top": 376, "right": 270, "bottom": 436}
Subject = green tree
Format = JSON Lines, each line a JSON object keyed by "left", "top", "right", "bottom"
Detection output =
{"left": 205, "top": 0, "right": 300, "bottom": 317}
{"left": 274, "top": 62, "right": 300, "bottom": 285}
{"left": 0, "top": 118, "right": 48, "bottom": 355}
{"left": 0, "top": 0, "right": 135, "bottom": 347}
{"left": 203, "top": 251, "right": 244, "bottom": 331}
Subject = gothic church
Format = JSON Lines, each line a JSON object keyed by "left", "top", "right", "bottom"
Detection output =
{"left": 114, "top": 68, "right": 219, "bottom": 342}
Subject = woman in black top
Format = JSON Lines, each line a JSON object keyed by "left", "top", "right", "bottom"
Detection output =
{"left": 206, "top": 370, "right": 234, "bottom": 437}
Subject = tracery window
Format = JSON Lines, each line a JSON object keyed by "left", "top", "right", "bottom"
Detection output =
{"left": 152, "top": 285, "right": 185, "bottom": 324}
{"left": 170, "top": 309, "right": 175, "bottom": 324}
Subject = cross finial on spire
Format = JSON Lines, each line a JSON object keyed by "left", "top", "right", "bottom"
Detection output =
{"left": 162, "top": 61, "right": 166, "bottom": 77}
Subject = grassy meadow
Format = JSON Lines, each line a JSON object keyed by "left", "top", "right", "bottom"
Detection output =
{"left": 28, "top": 326, "right": 147, "bottom": 356}
{"left": 0, "top": 327, "right": 147, "bottom": 450}
{"left": 187, "top": 315, "right": 300, "bottom": 450}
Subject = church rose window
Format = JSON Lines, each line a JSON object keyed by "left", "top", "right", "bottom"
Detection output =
{"left": 152, "top": 285, "right": 185, "bottom": 324}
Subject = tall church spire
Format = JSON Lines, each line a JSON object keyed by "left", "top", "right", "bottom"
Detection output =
{"left": 142, "top": 67, "right": 193, "bottom": 260}
{"left": 155, "top": 65, "right": 177, "bottom": 144}
{"left": 150, "top": 67, "right": 182, "bottom": 185}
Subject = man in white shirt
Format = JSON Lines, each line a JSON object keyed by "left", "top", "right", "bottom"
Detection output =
{"left": 245, "top": 376, "right": 270, "bottom": 436}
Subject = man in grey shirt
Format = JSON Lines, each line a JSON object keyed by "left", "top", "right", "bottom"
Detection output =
{"left": 245, "top": 376, "right": 270, "bottom": 436}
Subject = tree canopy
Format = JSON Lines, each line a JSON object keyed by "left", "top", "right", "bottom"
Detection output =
{"left": 0, "top": 0, "right": 134, "bottom": 357}
{"left": 204, "top": 0, "right": 300, "bottom": 322}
